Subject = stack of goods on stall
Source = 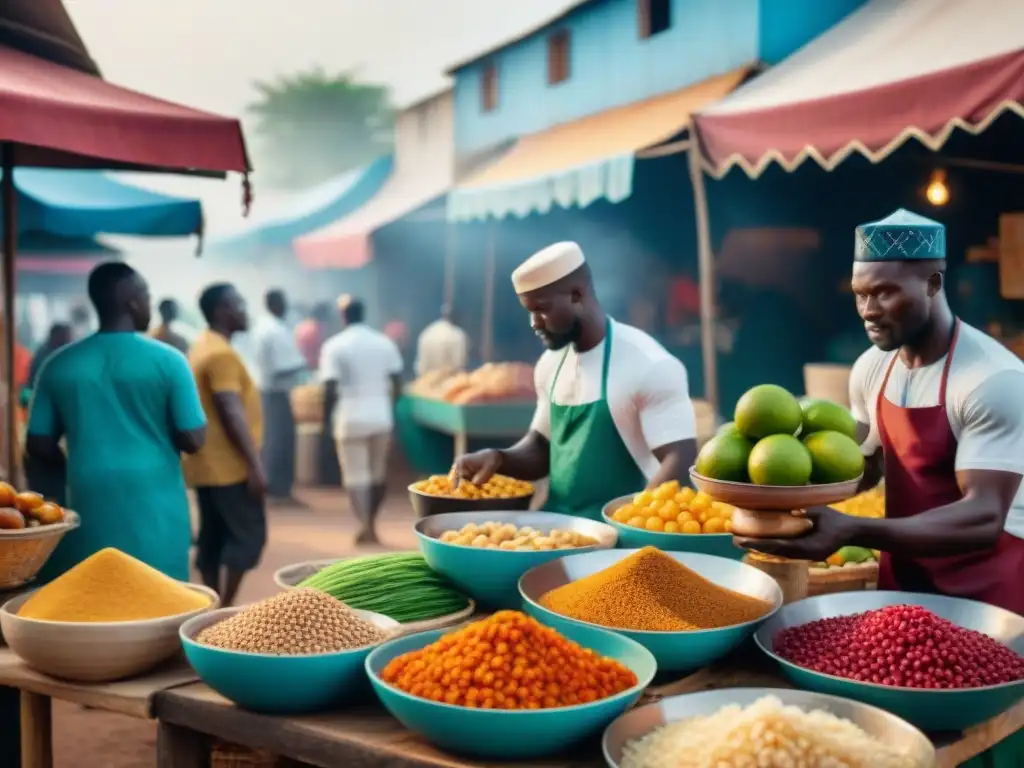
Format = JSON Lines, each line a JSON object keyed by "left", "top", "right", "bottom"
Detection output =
{"left": 621, "top": 695, "right": 922, "bottom": 768}
{"left": 408, "top": 362, "right": 534, "bottom": 403}
{"left": 298, "top": 553, "right": 472, "bottom": 624}
{"left": 380, "top": 610, "right": 638, "bottom": 709}
{"left": 538, "top": 547, "right": 771, "bottom": 631}
{"left": 290, "top": 383, "right": 323, "bottom": 425}
{"left": 196, "top": 589, "right": 392, "bottom": 654}
{"left": 609, "top": 482, "right": 735, "bottom": 535}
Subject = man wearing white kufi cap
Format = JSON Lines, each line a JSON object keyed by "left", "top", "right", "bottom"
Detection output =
{"left": 454, "top": 242, "right": 698, "bottom": 520}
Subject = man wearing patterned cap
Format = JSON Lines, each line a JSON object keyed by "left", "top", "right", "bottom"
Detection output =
{"left": 454, "top": 242, "right": 698, "bottom": 520}
{"left": 735, "top": 210, "right": 1024, "bottom": 617}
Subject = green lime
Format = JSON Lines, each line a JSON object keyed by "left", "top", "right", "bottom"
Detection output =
{"left": 696, "top": 433, "right": 754, "bottom": 482}
{"left": 717, "top": 421, "right": 743, "bottom": 438}
{"left": 801, "top": 398, "right": 857, "bottom": 441}
{"left": 748, "top": 434, "right": 812, "bottom": 486}
{"left": 803, "top": 430, "right": 865, "bottom": 484}
{"left": 735, "top": 384, "right": 803, "bottom": 440}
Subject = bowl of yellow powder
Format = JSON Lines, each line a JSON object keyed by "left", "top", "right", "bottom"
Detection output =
{"left": 519, "top": 548, "right": 783, "bottom": 673}
{"left": 0, "top": 548, "right": 218, "bottom": 682}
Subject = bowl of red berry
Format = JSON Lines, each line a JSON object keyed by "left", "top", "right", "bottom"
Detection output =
{"left": 754, "top": 591, "right": 1024, "bottom": 731}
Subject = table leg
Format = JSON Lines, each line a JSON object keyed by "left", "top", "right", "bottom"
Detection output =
{"left": 19, "top": 691, "right": 51, "bottom": 768}
{"left": 0, "top": 686, "right": 20, "bottom": 767}
{"left": 156, "top": 722, "right": 207, "bottom": 768}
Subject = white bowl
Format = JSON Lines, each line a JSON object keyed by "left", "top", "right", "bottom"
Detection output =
{"left": 0, "top": 583, "right": 219, "bottom": 682}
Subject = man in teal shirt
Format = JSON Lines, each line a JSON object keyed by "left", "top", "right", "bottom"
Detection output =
{"left": 26, "top": 262, "right": 207, "bottom": 581}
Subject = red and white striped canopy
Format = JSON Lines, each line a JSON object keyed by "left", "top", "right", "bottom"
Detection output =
{"left": 693, "top": 0, "right": 1024, "bottom": 178}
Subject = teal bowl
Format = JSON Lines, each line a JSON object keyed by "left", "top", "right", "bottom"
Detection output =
{"left": 601, "top": 495, "right": 743, "bottom": 559}
{"left": 366, "top": 621, "right": 656, "bottom": 759}
{"left": 415, "top": 511, "right": 617, "bottom": 609}
{"left": 180, "top": 606, "right": 400, "bottom": 714}
{"left": 756, "top": 591, "right": 1024, "bottom": 731}
{"left": 520, "top": 549, "right": 782, "bottom": 673}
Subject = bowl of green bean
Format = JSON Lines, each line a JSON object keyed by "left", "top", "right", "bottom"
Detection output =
{"left": 274, "top": 553, "right": 475, "bottom": 632}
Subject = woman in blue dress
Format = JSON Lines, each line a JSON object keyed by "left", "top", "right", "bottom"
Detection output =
{"left": 25, "top": 262, "right": 207, "bottom": 582}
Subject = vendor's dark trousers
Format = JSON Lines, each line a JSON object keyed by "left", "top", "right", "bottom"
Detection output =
{"left": 261, "top": 390, "right": 296, "bottom": 498}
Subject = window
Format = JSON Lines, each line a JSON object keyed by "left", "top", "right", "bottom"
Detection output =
{"left": 638, "top": 0, "right": 671, "bottom": 39}
{"left": 547, "top": 29, "right": 571, "bottom": 85}
{"left": 481, "top": 63, "right": 498, "bottom": 113}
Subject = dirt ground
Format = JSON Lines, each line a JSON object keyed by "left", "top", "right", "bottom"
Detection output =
{"left": 52, "top": 485, "right": 422, "bottom": 768}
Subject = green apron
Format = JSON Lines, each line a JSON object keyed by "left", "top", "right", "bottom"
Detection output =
{"left": 547, "top": 319, "right": 647, "bottom": 520}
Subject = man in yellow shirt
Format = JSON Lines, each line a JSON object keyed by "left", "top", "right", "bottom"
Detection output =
{"left": 185, "top": 283, "right": 266, "bottom": 606}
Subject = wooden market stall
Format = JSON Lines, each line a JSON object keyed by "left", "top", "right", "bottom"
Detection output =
{"left": 687, "top": 0, "right": 1024, "bottom": 407}
{"left": 147, "top": 650, "right": 1023, "bottom": 768}
{"left": 0, "top": 42, "right": 251, "bottom": 481}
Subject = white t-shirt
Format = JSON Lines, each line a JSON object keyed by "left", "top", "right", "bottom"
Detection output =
{"left": 530, "top": 319, "right": 696, "bottom": 480}
{"left": 251, "top": 315, "right": 306, "bottom": 391}
{"left": 416, "top": 319, "right": 469, "bottom": 377}
{"left": 319, "top": 324, "right": 404, "bottom": 440}
{"left": 849, "top": 322, "right": 1024, "bottom": 539}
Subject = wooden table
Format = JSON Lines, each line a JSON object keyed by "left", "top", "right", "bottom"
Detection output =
{"left": 152, "top": 650, "right": 1024, "bottom": 768}
{"left": 0, "top": 648, "right": 199, "bottom": 768}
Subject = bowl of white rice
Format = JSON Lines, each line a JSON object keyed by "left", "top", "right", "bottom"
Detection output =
{"left": 602, "top": 688, "right": 935, "bottom": 768}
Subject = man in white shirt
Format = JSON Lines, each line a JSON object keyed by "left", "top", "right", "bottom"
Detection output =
{"left": 732, "top": 210, "right": 1024, "bottom": 618}
{"left": 320, "top": 297, "right": 403, "bottom": 544}
{"left": 415, "top": 304, "right": 469, "bottom": 377}
{"left": 251, "top": 289, "right": 307, "bottom": 504}
{"left": 454, "top": 242, "right": 698, "bottom": 520}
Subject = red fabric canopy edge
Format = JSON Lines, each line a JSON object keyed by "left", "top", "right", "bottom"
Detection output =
{"left": 295, "top": 235, "right": 372, "bottom": 270}
{"left": 0, "top": 45, "right": 250, "bottom": 173}
{"left": 695, "top": 49, "right": 1024, "bottom": 177}
{"left": 17, "top": 256, "right": 97, "bottom": 274}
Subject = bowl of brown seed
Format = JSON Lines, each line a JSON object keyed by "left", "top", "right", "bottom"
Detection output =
{"left": 180, "top": 588, "right": 400, "bottom": 714}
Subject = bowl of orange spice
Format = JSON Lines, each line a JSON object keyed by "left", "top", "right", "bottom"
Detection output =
{"left": 366, "top": 611, "right": 656, "bottom": 759}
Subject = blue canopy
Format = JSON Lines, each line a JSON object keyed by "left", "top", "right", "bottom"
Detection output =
{"left": 2, "top": 168, "right": 202, "bottom": 237}
{"left": 207, "top": 156, "right": 393, "bottom": 256}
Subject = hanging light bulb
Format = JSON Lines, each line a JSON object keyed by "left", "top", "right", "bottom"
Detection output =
{"left": 926, "top": 170, "right": 949, "bottom": 206}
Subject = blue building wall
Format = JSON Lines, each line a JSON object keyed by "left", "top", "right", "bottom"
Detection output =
{"left": 452, "top": 0, "right": 867, "bottom": 154}
{"left": 758, "top": 0, "right": 866, "bottom": 65}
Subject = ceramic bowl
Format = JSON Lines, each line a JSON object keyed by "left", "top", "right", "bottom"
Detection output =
{"left": 416, "top": 511, "right": 617, "bottom": 609}
{"left": 520, "top": 549, "right": 782, "bottom": 673}
{"left": 366, "top": 621, "right": 656, "bottom": 759}
{"left": 408, "top": 485, "right": 533, "bottom": 518}
{"left": 0, "top": 583, "right": 218, "bottom": 682}
{"left": 602, "top": 687, "right": 935, "bottom": 767}
{"left": 756, "top": 590, "right": 1024, "bottom": 731}
{"left": 181, "top": 606, "right": 400, "bottom": 714}
{"left": 601, "top": 494, "right": 743, "bottom": 559}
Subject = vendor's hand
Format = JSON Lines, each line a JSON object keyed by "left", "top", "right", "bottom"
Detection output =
{"left": 452, "top": 449, "right": 503, "bottom": 487}
{"left": 732, "top": 506, "right": 856, "bottom": 561}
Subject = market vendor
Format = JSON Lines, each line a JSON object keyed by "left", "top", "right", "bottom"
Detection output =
{"left": 733, "top": 210, "right": 1024, "bottom": 616}
{"left": 454, "top": 242, "right": 697, "bottom": 519}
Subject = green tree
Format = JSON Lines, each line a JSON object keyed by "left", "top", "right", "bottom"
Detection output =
{"left": 247, "top": 68, "right": 394, "bottom": 189}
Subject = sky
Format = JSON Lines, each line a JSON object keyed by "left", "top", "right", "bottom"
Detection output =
{"left": 65, "top": 0, "right": 578, "bottom": 236}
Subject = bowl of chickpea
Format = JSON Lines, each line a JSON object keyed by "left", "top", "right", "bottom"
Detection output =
{"left": 408, "top": 474, "right": 535, "bottom": 518}
{"left": 601, "top": 481, "right": 744, "bottom": 560}
{"left": 415, "top": 512, "right": 618, "bottom": 610}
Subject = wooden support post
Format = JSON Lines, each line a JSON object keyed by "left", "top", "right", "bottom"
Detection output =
{"left": 156, "top": 722, "right": 207, "bottom": 768}
{"left": 481, "top": 222, "right": 496, "bottom": 363}
{"left": 687, "top": 138, "right": 719, "bottom": 416}
{"left": 1, "top": 144, "right": 18, "bottom": 483}
{"left": 19, "top": 691, "right": 51, "bottom": 768}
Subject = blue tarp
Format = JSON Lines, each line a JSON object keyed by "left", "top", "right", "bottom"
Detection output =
{"left": 207, "top": 156, "right": 393, "bottom": 255}
{"left": 3, "top": 169, "right": 202, "bottom": 237}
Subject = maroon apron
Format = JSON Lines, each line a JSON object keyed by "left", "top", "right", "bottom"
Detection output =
{"left": 877, "top": 319, "right": 1024, "bottom": 614}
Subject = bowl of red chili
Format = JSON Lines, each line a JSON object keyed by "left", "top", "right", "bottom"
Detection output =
{"left": 755, "top": 591, "right": 1024, "bottom": 731}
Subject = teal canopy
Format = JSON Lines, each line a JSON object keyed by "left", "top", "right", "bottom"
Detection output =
{"left": 2, "top": 169, "right": 202, "bottom": 237}
{"left": 207, "top": 156, "right": 393, "bottom": 256}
